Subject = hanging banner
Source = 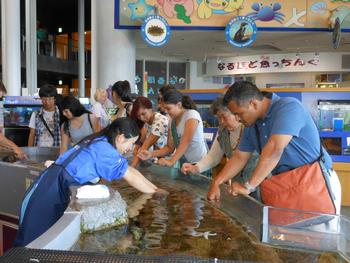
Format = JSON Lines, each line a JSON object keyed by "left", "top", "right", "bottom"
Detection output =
{"left": 141, "top": 15, "right": 171, "bottom": 47}
{"left": 116, "top": 0, "right": 350, "bottom": 31}
{"left": 205, "top": 52, "right": 350, "bottom": 75}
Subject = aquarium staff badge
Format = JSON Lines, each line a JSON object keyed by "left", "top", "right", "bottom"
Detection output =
{"left": 141, "top": 15, "right": 171, "bottom": 47}
{"left": 225, "top": 16, "right": 257, "bottom": 48}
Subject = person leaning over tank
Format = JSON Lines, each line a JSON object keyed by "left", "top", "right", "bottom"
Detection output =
{"left": 28, "top": 84, "right": 61, "bottom": 147}
{"left": 14, "top": 118, "right": 164, "bottom": 247}
{"left": 207, "top": 81, "right": 341, "bottom": 215}
{"left": 60, "top": 96, "right": 99, "bottom": 154}
{"left": 129, "top": 96, "right": 169, "bottom": 168}
{"left": 138, "top": 89, "right": 207, "bottom": 168}
{"left": 181, "top": 96, "right": 260, "bottom": 199}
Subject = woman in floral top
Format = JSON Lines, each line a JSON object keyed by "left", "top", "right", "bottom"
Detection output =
{"left": 130, "top": 96, "right": 168, "bottom": 167}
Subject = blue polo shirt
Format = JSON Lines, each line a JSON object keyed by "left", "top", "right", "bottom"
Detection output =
{"left": 55, "top": 137, "right": 128, "bottom": 184}
{"left": 239, "top": 93, "right": 332, "bottom": 174}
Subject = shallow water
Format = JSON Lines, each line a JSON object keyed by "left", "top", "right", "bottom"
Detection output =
{"left": 72, "top": 180, "right": 346, "bottom": 262}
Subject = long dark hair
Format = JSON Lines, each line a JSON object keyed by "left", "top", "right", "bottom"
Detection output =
{"left": 61, "top": 96, "right": 91, "bottom": 132}
{"left": 159, "top": 85, "right": 176, "bottom": 97}
{"left": 112, "top": 80, "right": 133, "bottom": 103}
{"left": 162, "top": 89, "right": 197, "bottom": 110}
{"left": 61, "top": 96, "right": 90, "bottom": 117}
{"left": 130, "top": 96, "right": 153, "bottom": 129}
{"left": 82, "top": 117, "right": 140, "bottom": 148}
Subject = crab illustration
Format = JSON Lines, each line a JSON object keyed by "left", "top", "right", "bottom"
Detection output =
{"left": 247, "top": 2, "right": 285, "bottom": 23}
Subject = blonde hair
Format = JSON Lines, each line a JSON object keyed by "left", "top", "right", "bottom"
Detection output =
{"left": 94, "top": 89, "right": 107, "bottom": 102}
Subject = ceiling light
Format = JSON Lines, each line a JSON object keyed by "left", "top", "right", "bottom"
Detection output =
{"left": 58, "top": 80, "right": 63, "bottom": 85}
{"left": 58, "top": 27, "right": 63, "bottom": 33}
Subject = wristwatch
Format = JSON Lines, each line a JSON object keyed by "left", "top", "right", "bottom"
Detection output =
{"left": 244, "top": 182, "right": 256, "bottom": 193}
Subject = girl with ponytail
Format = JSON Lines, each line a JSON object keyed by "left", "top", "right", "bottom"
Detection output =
{"left": 111, "top": 80, "right": 135, "bottom": 118}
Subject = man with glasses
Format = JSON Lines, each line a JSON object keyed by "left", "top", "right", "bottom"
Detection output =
{"left": 28, "top": 84, "right": 61, "bottom": 147}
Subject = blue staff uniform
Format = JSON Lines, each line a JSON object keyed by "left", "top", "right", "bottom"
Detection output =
{"left": 13, "top": 137, "right": 128, "bottom": 247}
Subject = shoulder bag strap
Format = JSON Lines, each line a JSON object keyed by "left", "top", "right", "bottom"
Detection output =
{"left": 254, "top": 124, "right": 261, "bottom": 153}
{"left": 39, "top": 113, "right": 55, "bottom": 139}
{"left": 87, "top": 114, "right": 93, "bottom": 130}
{"left": 171, "top": 118, "right": 188, "bottom": 165}
{"left": 60, "top": 140, "right": 90, "bottom": 167}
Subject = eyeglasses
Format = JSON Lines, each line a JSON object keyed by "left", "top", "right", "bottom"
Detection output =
{"left": 41, "top": 97, "right": 55, "bottom": 102}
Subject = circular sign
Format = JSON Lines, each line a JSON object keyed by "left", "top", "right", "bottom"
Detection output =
{"left": 332, "top": 17, "right": 341, "bottom": 49}
{"left": 225, "top": 16, "right": 257, "bottom": 48}
{"left": 141, "top": 15, "right": 170, "bottom": 47}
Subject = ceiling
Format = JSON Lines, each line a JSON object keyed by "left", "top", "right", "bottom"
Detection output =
{"left": 32, "top": 0, "right": 91, "bottom": 34}
{"left": 31, "top": 0, "right": 350, "bottom": 61}
{"left": 135, "top": 30, "right": 350, "bottom": 61}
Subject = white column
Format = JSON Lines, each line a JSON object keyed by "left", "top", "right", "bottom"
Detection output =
{"left": 91, "top": 0, "right": 136, "bottom": 100}
{"left": 78, "top": 0, "right": 85, "bottom": 98}
{"left": 1, "top": 0, "right": 7, "bottom": 86}
{"left": 1, "top": 0, "right": 21, "bottom": 95}
{"left": 25, "top": 0, "right": 37, "bottom": 96}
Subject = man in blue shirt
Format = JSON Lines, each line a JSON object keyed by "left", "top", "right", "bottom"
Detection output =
{"left": 207, "top": 81, "right": 341, "bottom": 214}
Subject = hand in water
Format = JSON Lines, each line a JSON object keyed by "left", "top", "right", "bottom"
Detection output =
{"left": 158, "top": 158, "right": 173, "bottom": 167}
{"left": 228, "top": 182, "right": 249, "bottom": 196}
{"left": 155, "top": 188, "right": 169, "bottom": 196}
{"left": 14, "top": 148, "right": 27, "bottom": 160}
{"left": 207, "top": 181, "right": 221, "bottom": 201}
{"left": 181, "top": 163, "right": 199, "bottom": 174}
{"left": 127, "top": 193, "right": 153, "bottom": 218}
{"left": 137, "top": 150, "right": 152, "bottom": 160}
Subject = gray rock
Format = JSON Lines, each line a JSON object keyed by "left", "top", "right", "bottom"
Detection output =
{"left": 70, "top": 187, "right": 128, "bottom": 233}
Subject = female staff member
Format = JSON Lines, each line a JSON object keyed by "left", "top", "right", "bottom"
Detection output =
{"left": 181, "top": 97, "right": 259, "bottom": 196}
{"left": 130, "top": 96, "right": 168, "bottom": 167}
{"left": 138, "top": 89, "right": 207, "bottom": 167}
{"left": 14, "top": 118, "right": 160, "bottom": 246}
{"left": 60, "top": 96, "right": 98, "bottom": 154}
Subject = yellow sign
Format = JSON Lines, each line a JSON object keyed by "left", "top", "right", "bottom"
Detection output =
{"left": 116, "top": 0, "right": 350, "bottom": 30}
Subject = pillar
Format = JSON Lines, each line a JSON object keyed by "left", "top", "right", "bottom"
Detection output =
{"left": 1, "top": 0, "right": 21, "bottom": 95}
{"left": 25, "top": 0, "right": 37, "bottom": 96}
{"left": 91, "top": 0, "right": 136, "bottom": 100}
{"left": 78, "top": 0, "right": 85, "bottom": 98}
